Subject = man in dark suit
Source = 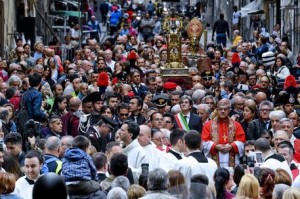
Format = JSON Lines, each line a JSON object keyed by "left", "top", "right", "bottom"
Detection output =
{"left": 130, "top": 69, "right": 148, "bottom": 97}
{"left": 174, "top": 95, "right": 203, "bottom": 132}
{"left": 247, "top": 100, "right": 273, "bottom": 140}
{"left": 128, "top": 96, "right": 145, "bottom": 125}
{"left": 92, "top": 152, "right": 108, "bottom": 183}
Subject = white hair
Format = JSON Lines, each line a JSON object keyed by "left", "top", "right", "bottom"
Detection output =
{"left": 171, "top": 104, "right": 181, "bottom": 115}
{"left": 107, "top": 187, "right": 128, "bottom": 199}
{"left": 269, "top": 110, "right": 286, "bottom": 119}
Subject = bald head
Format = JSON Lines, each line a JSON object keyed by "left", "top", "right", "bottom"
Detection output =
{"left": 256, "top": 69, "right": 266, "bottom": 77}
{"left": 138, "top": 125, "right": 151, "bottom": 146}
{"left": 256, "top": 92, "right": 267, "bottom": 105}
{"left": 139, "top": 125, "right": 151, "bottom": 136}
{"left": 69, "top": 97, "right": 81, "bottom": 107}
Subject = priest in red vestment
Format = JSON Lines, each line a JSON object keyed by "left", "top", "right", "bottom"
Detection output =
{"left": 202, "top": 99, "right": 246, "bottom": 167}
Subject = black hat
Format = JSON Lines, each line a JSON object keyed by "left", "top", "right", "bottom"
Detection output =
{"left": 275, "top": 91, "right": 299, "bottom": 106}
{"left": 201, "top": 71, "right": 212, "bottom": 80}
{"left": 226, "top": 66, "right": 239, "bottom": 74}
{"left": 82, "top": 92, "right": 104, "bottom": 104}
{"left": 100, "top": 116, "right": 117, "bottom": 130}
{"left": 152, "top": 94, "right": 169, "bottom": 108}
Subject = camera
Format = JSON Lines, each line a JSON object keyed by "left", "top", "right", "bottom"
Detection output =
{"left": 141, "top": 163, "right": 149, "bottom": 175}
{"left": 240, "top": 152, "right": 263, "bottom": 168}
{"left": 24, "top": 119, "right": 40, "bottom": 138}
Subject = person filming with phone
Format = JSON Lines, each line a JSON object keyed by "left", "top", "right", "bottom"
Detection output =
{"left": 254, "top": 138, "right": 292, "bottom": 179}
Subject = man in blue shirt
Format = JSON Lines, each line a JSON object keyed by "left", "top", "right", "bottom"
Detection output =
{"left": 23, "top": 73, "right": 47, "bottom": 122}
{"left": 88, "top": 15, "right": 101, "bottom": 42}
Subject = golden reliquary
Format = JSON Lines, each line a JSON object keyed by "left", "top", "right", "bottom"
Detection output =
{"left": 162, "top": 11, "right": 184, "bottom": 68}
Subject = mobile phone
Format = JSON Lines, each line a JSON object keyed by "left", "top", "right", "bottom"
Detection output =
{"left": 141, "top": 163, "right": 149, "bottom": 174}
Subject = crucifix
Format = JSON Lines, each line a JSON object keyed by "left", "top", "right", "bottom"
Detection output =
{"left": 223, "top": 134, "right": 228, "bottom": 142}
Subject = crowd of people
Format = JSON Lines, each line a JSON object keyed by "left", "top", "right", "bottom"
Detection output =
{"left": 1, "top": 1, "right": 300, "bottom": 199}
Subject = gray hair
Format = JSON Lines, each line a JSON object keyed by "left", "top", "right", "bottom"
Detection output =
{"left": 279, "top": 118, "right": 294, "bottom": 129}
{"left": 111, "top": 176, "right": 130, "bottom": 192}
{"left": 171, "top": 104, "right": 181, "bottom": 114}
{"left": 273, "top": 184, "right": 291, "bottom": 199}
{"left": 201, "top": 95, "right": 217, "bottom": 105}
{"left": 259, "top": 100, "right": 274, "bottom": 111}
{"left": 274, "top": 130, "right": 289, "bottom": 138}
{"left": 192, "top": 89, "right": 206, "bottom": 102}
{"left": 46, "top": 136, "right": 61, "bottom": 151}
{"left": 107, "top": 187, "right": 128, "bottom": 199}
{"left": 269, "top": 110, "right": 286, "bottom": 120}
{"left": 231, "top": 95, "right": 245, "bottom": 106}
{"left": 197, "top": 104, "right": 211, "bottom": 114}
{"left": 160, "top": 128, "right": 171, "bottom": 140}
{"left": 147, "top": 168, "right": 169, "bottom": 191}
{"left": 61, "top": 136, "right": 74, "bottom": 148}
{"left": 8, "top": 75, "right": 22, "bottom": 87}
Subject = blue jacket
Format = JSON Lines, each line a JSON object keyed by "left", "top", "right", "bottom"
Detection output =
{"left": 0, "top": 194, "right": 23, "bottom": 199}
{"left": 109, "top": 11, "right": 121, "bottom": 26}
{"left": 23, "top": 87, "right": 47, "bottom": 121}
{"left": 88, "top": 20, "right": 101, "bottom": 33}
{"left": 62, "top": 148, "right": 98, "bottom": 182}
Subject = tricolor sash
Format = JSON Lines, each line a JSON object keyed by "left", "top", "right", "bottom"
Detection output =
{"left": 175, "top": 112, "right": 190, "bottom": 131}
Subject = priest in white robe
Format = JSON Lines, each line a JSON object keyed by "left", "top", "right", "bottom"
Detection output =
{"left": 120, "top": 121, "right": 148, "bottom": 182}
{"left": 174, "top": 131, "right": 218, "bottom": 188}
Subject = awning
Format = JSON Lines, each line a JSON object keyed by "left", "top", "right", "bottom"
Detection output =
{"left": 248, "top": 10, "right": 264, "bottom": 15}
{"left": 240, "top": 0, "right": 263, "bottom": 18}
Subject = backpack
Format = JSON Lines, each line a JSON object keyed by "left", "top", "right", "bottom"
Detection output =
{"left": 41, "top": 156, "right": 59, "bottom": 174}
{"left": 15, "top": 90, "right": 32, "bottom": 134}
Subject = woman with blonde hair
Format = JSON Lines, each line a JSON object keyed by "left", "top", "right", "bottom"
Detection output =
{"left": 236, "top": 173, "right": 259, "bottom": 199}
{"left": 127, "top": 184, "right": 146, "bottom": 199}
{"left": 282, "top": 187, "right": 300, "bottom": 199}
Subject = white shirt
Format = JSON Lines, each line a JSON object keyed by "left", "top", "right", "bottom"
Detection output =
{"left": 261, "top": 153, "right": 293, "bottom": 180}
{"left": 14, "top": 176, "right": 38, "bottom": 199}
{"left": 232, "top": 11, "right": 241, "bottom": 24}
{"left": 123, "top": 139, "right": 148, "bottom": 183}
{"left": 174, "top": 151, "right": 218, "bottom": 188}
{"left": 70, "top": 29, "right": 81, "bottom": 39}
{"left": 106, "top": 60, "right": 116, "bottom": 73}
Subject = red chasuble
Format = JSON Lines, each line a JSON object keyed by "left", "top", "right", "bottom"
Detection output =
{"left": 202, "top": 117, "right": 246, "bottom": 167}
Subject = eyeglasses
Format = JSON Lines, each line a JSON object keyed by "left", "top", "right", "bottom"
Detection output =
{"left": 120, "top": 113, "right": 129, "bottom": 116}
{"left": 152, "top": 137, "right": 164, "bottom": 141}
{"left": 165, "top": 121, "right": 172, "bottom": 124}
{"left": 260, "top": 109, "right": 271, "bottom": 112}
